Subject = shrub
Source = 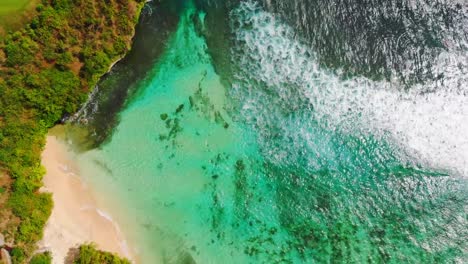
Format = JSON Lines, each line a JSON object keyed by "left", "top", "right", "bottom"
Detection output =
{"left": 74, "top": 244, "right": 130, "bottom": 264}
{"left": 29, "top": 251, "right": 52, "bottom": 264}
{"left": 11, "top": 247, "right": 26, "bottom": 264}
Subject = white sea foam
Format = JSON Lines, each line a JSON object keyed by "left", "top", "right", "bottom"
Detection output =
{"left": 58, "top": 163, "right": 69, "bottom": 172}
{"left": 96, "top": 208, "right": 134, "bottom": 260}
{"left": 232, "top": 1, "right": 468, "bottom": 176}
{"left": 96, "top": 208, "right": 115, "bottom": 222}
{"left": 79, "top": 205, "right": 95, "bottom": 211}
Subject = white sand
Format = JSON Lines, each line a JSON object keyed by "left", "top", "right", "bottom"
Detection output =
{"left": 39, "top": 136, "right": 132, "bottom": 263}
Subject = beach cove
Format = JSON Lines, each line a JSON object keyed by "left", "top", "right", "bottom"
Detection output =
{"left": 45, "top": 1, "right": 468, "bottom": 263}
{"left": 38, "top": 134, "right": 133, "bottom": 263}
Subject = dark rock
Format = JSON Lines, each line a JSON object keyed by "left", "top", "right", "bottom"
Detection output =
{"left": 175, "top": 104, "right": 185, "bottom": 114}
{"left": 160, "top": 113, "right": 169, "bottom": 121}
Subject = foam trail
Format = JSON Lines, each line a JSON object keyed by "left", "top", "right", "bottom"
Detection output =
{"left": 96, "top": 208, "right": 134, "bottom": 260}
{"left": 96, "top": 208, "right": 115, "bottom": 222}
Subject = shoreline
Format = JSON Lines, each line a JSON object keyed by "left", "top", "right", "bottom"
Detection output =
{"left": 36, "top": 3, "right": 151, "bottom": 261}
{"left": 38, "top": 135, "right": 133, "bottom": 263}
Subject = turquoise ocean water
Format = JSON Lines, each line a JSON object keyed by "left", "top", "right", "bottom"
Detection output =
{"left": 71, "top": 1, "right": 467, "bottom": 263}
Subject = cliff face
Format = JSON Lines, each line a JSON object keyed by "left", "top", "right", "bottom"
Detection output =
{"left": 0, "top": 0, "right": 146, "bottom": 261}
{"left": 71, "top": 0, "right": 182, "bottom": 149}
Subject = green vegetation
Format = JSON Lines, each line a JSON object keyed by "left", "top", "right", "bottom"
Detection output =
{"left": 0, "top": 0, "right": 32, "bottom": 16}
{"left": 0, "top": 0, "right": 145, "bottom": 262}
{"left": 74, "top": 244, "right": 130, "bottom": 264}
{"left": 29, "top": 252, "right": 52, "bottom": 264}
{"left": 11, "top": 247, "right": 26, "bottom": 264}
{"left": 0, "top": 0, "right": 38, "bottom": 35}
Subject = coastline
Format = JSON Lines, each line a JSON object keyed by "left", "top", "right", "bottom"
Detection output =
{"left": 36, "top": 3, "right": 152, "bottom": 261}
{"left": 38, "top": 135, "right": 133, "bottom": 263}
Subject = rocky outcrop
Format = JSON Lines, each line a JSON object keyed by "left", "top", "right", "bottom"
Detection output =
{"left": 0, "top": 248, "right": 12, "bottom": 264}
{"left": 0, "top": 234, "right": 12, "bottom": 264}
{"left": 0, "top": 233, "right": 4, "bottom": 247}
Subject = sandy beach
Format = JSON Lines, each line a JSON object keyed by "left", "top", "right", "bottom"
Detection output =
{"left": 39, "top": 135, "right": 132, "bottom": 263}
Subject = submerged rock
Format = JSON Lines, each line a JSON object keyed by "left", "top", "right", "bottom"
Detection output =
{"left": 175, "top": 104, "right": 185, "bottom": 114}
{"left": 160, "top": 113, "right": 169, "bottom": 120}
{"left": 176, "top": 251, "right": 196, "bottom": 264}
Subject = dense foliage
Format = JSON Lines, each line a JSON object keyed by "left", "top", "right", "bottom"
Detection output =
{"left": 29, "top": 251, "right": 52, "bottom": 264}
{"left": 0, "top": 0, "right": 144, "bottom": 262}
{"left": 74, "top": 244, "right": 130, "bottom": 264}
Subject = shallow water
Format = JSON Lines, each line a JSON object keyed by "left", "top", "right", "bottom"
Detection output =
{"left": 69, "top": 0, "right": 467, "bottom": 263}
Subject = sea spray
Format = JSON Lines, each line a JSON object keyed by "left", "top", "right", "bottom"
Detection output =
{"left": 255, "top": 0, "right": 468, "bottom": 83}
{"left": 231, "top": 1, "right": 468, "bottom": 176}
